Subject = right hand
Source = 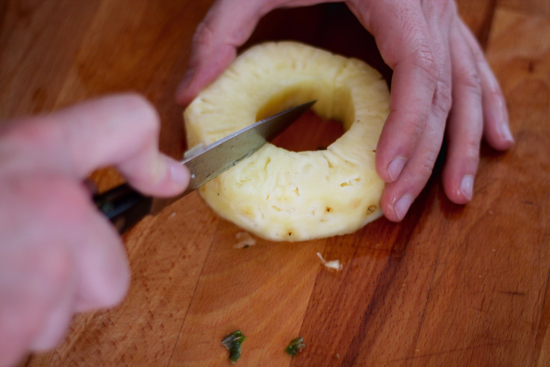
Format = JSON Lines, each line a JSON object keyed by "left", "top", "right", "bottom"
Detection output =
{"left": 0, "top": 94, "right": 190, "bottom": 366}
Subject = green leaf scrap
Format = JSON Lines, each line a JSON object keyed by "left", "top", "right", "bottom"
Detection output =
{"left": 285, "top": 336, "right": 306, "bottom": 357}
{"left": 222, "top": 330, "right": 246, "bottom": 364}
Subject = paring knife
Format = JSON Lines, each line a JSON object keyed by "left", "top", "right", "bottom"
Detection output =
{"left": 93, "top": 100, "right": 316, "bottom": 233}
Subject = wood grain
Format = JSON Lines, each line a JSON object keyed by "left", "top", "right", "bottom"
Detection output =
{"left": 0, "top": 1, "right": 548, "bottom": 366}
{"left": 498, "top": 0, "right": 550, "bottom": 18}
{"left": 0, "top": 1, "right": 101, "bottom": 120}
{"left": 456, "top": 0, "right": 497, "bottom": 48}
{"left": 487, "top": 9, "right": 550, "bottom": 365}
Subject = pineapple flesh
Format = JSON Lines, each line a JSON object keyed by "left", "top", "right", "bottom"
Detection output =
{"left": 184, "top": 42, "right": 390, "bottom": 241}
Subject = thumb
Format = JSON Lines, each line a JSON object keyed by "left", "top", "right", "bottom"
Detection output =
{"left": 3, "top": 93, "right": 189, "bottom": 197}
{"left": 175, "top": 0, "right": 262, "bottom": 106}
{"left": 175, "top": 0, "right": 329, "bottom": 106}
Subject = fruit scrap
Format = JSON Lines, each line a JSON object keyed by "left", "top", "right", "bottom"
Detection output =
{"left": 222, "top": 330, "right": 246, "bottom": 364}
{"left": 234, "top": 232, "right": 256, "bottom": 249}
{"left": 316, "top": 252, "right": 343, "bottom": 271}
{"left": 285, "top": 336, "right": 306, "bottom": 357}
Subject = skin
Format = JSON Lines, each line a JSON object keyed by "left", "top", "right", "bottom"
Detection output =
{"left": 1, "top": 0, "right": 513, "bottom": 364}
{"left": 175, "top": 0, "right": 514, "bottom": 221}
{"left": 0, "top": 94, "right": 190, "bottom": 366}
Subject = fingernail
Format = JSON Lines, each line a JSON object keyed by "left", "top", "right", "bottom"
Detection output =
{"left": 394, "top": 195, "right": 414, "bottom": 221}
{"left": 501, "top": 122, "right": 514, "bottom": 143}
{"left": 387, "top": 157, "right": 407, "bottom": 182}
{"left": 170, "top": 161, "right": 189, "bottom": 186}
{"left": 460, "top": 175, "right": 474, "bottom": 201}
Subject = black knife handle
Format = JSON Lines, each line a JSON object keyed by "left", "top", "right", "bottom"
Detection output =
{"left": 93, "top": 183, "right": 153, "bottom": 234}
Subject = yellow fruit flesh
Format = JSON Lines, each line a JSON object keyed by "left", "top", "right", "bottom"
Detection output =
{"left": 184, "top": 42, "right": 390, "bottom": 241}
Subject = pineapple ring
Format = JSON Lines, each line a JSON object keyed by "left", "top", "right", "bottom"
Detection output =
{"left": 184, "top": 42, "right": 390, "bottom": 241}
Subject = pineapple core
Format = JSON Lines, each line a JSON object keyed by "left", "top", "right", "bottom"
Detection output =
{"left": 184, "top": 41, "right": 390, "bottom": 241}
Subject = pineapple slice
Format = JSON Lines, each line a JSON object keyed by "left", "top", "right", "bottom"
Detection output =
{"left": 184, "top": 41, "right": 389, "bottom": 241}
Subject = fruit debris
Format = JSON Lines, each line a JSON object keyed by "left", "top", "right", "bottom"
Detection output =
{"left": 222, "top": 330, "right": 246, "bottom": 364}
{"left": 317, "top": 252, "right": 343, "bottom": 271}
{"left": 234, "top": 232, "right": 256, "bottom": 249}
{"left": 285, "top": 336, "right": 306, "bottom": 357}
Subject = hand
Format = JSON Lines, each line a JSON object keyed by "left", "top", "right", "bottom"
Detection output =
{"left": 0, "top": 94, "right": 190, "bottom": 366}
{"left": 175, "top": 0, "right": 514, "bottom": 221}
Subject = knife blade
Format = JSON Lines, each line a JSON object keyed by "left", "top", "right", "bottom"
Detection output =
{"left": 93, "top": 100, "right": 316, "bottom": 233}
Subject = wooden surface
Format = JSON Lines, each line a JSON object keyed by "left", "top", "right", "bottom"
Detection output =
{"left": 1, "top": 0, "right": 549, "bottom": 366}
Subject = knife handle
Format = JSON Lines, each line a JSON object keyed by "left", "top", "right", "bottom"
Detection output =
{"left": 93, "top": 183, "right": 153, "bottom": 234}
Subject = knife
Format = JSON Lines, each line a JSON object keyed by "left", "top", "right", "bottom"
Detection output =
{"left": 93, "top": 100, "right": 316, "bottom": 233}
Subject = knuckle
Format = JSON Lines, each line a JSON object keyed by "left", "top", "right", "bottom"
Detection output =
{"left": 423, "top": 0, "right": 456, "bottom": 22}
{"left": 140, "top": 112, "right": 160, "bottom": 138}
{"left": 434, "top": 79, "right": 453, "bottom": 116}
{"left": 385, "top": 109, "right": 429, "bottom": 155}
{"left": 432, "top": 0, "right": 455, "bottom": 13}
{"left": 417, "top": 151, "right": 438, "bottom": 179}
{"left": 121, "top": 94, "right": 160, "bottom": 136}
{"left": 419, "top": 159, "right": 435, "bottom": 178}
{"left": 488, "top": 87, "right": 505, "bottom": 104}
{"left": 462, "top": 138, "right": 481, "bottom": 161}
{"left": 2, "top": 120, "right": 58, "bottom": 153}
{"left": 192, "top": 20, "right": 217, "bottom": 49}
{"left": 403, "top": 112, "right": 428, "bottom": 137}
{"left": 411, "top": 44, "right": 441, "bottom": 85}
{"left": 456, "top": 66, "right": 482, "bottom": 97}
{"left": 120, "top": 93, "right": 153, "bottom": 113}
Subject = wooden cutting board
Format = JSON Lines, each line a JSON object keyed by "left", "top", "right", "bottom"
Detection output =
{"left": 1, "top": 1, "right": 549, "bottom": 366}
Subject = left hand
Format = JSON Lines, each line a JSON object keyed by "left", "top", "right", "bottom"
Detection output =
{"left": 175, "top": 0, "right": 514, "bottom": 221}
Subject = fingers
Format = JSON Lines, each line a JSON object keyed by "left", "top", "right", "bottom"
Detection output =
{"left": 368, "top": 1, "right": 443, "bottom": 184}
{"left": 381, "top": 111, "right": 447, "bottom": 221}
{"left": 0, "top": 176, "right": 131, "bottom": 363}
{"left": 4, "top": 94, "right": 190, "bottom": 197}
{"left": 366, "top": 1, "right": 453, "bottom": 221}
{"left": 379, "top": 59, "right": 452, "bottom": 221}
{"left": 27, "top": 176, "right": 130, "bottom": 312}
{"left": 442, "top": 22, "right": 484, "bottom": 204}
{"left": 375, "top": 50, "right": 438, "bottom": 182}
{"left": 368, "top": 0, "right": 507, "bottom": 220}
{"left": 175, "top": 0, "right": 329, "bottom": 106}
{"left": 441, "top": 19, "right": 513, "bottom": 204}
{"left": 30, "top": 258, "right": 76, "bottom": 351}
{"left": 73, "top": 210, "right": 130, "bottom": 312}
{"left": 0, "top": 245, "right": 74, "bottom": 365}
{"left": 56, "top": 94, "right": 190, "bottom": 197}
{"left": 459, "top": 20, "right": 514, "bottom": 151}
{"left": 175, "top": 0, "right": 265, "bottom": 106}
